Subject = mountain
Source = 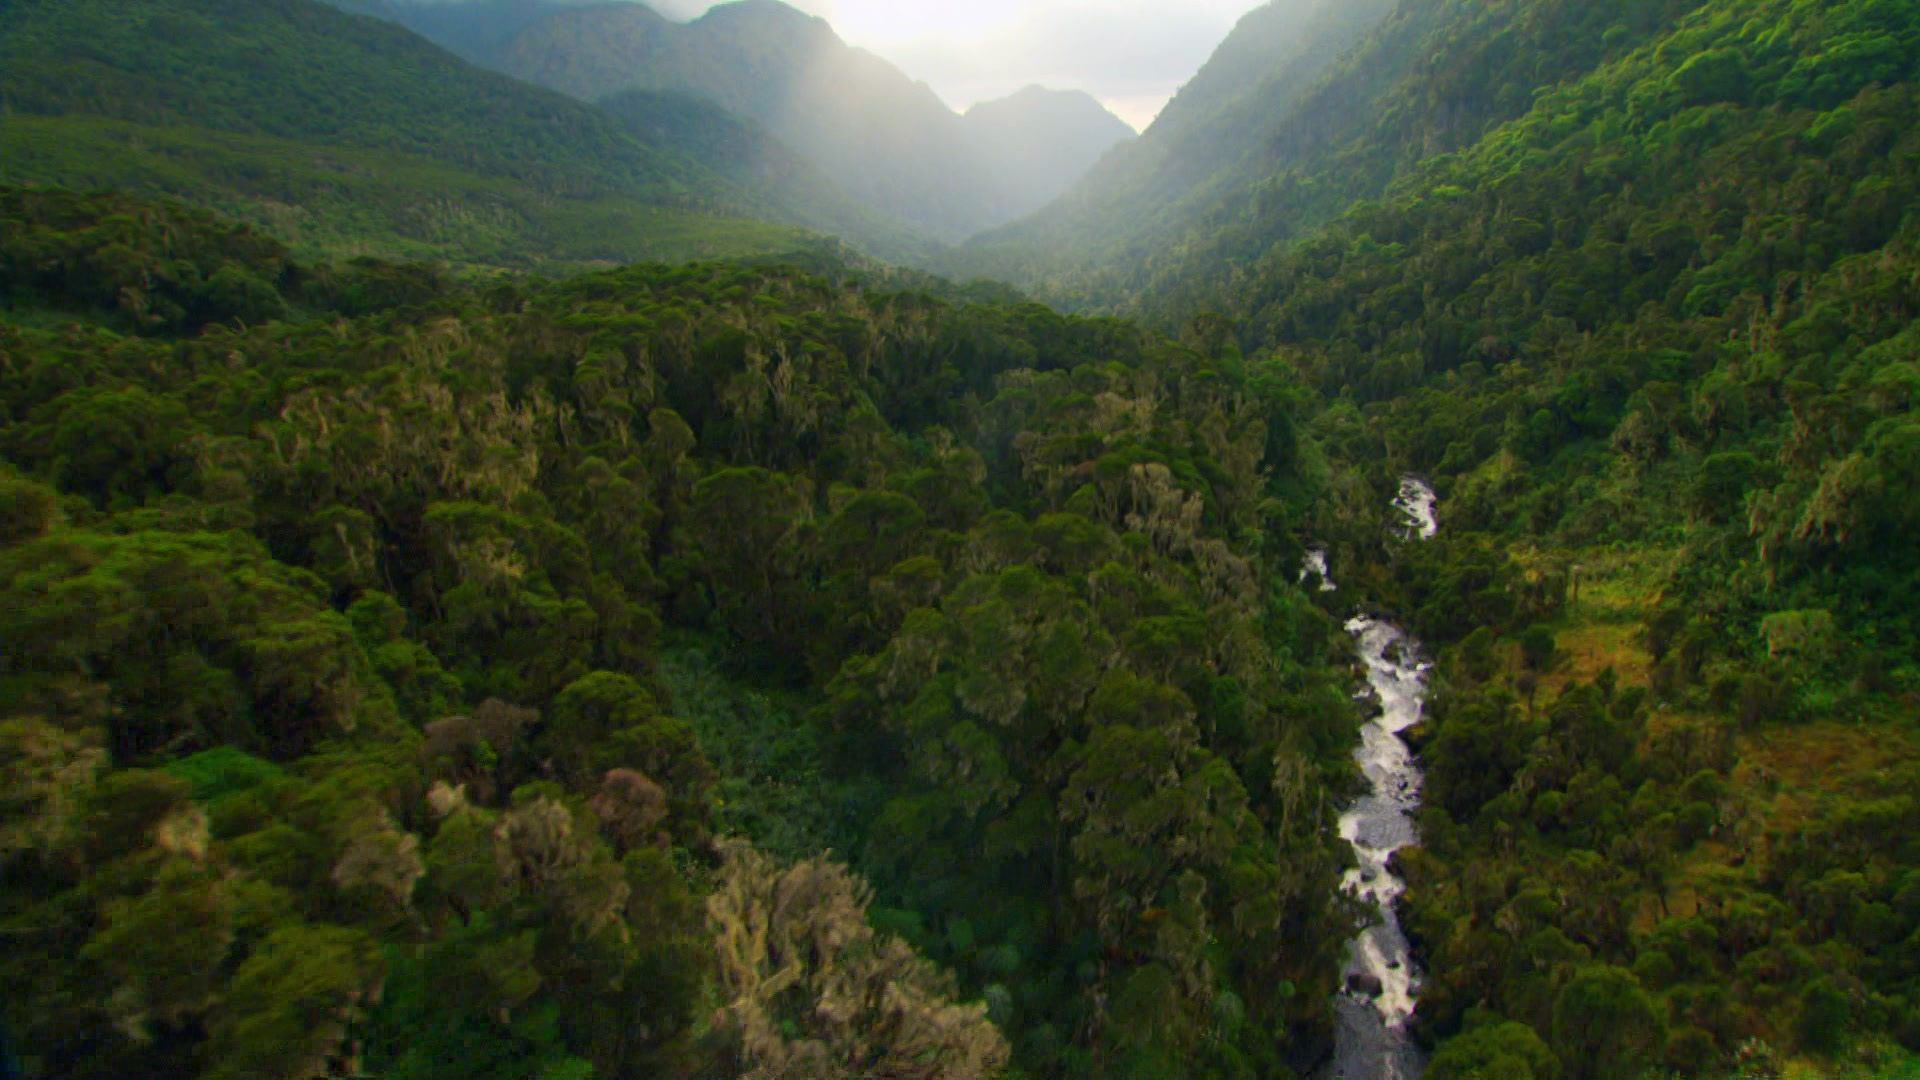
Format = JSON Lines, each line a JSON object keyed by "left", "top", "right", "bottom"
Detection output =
{"left": 1084, "top": 0, "right": 1920, "bottom": 1072}
{"left": 482, "top": 0, "right": 673, "bottom": 94}
{"left": 320, "top": 0, "right": 402, "bottom": 18}
{"left": 490, "top": 0, "right": 995, "bottom": 240}
{"left": 955, "top": 0, "right": 1719, "bottom": 316}
{"left": 0, "top": 0, "right": 936, "bottom": 266}
{"left": 946, "top": 0, "right": 1398, "bottom": 305}
{"left": 948, "top": 0, "right": 1920, "bottom": 1068}
{"left": 0, "top": 0, "right": 783, "bottom": 265}
{"left": 961, "top": 86, "right": 1138, "bottom": 224}
{"left": 462, "top": 0, "right": 1133, "bottom": 240}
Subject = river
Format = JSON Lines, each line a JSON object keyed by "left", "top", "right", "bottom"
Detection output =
{"left": 1321, "top": 477, "right": 1436, "bottom": 1080}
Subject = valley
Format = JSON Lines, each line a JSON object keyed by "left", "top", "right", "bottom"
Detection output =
{"left": 3, "top": 1, "right": 1919, "bottom": 1078}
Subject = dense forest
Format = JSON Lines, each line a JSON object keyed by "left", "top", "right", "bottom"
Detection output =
{"left": 0, "top": 185, "right": 1369, "bottom": 1078}
{"left": 5, "top": 0, "right": 1920, "bottom": 1077}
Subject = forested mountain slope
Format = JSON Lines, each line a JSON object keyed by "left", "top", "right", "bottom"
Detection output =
{"left": 0, "top": 0, "right": 925, "bottom": 266}
{"left": 953, "top": 0, "right": 1714, "bottom": 317}
{"left": 1179, "top": 0, "right": 1920, "bottom": 1073}
{"left": 594, "top": 87, "right": 943, "bottom": 264}
{"left": 947, "top": 0, "right": 1395, "bottom": 303}
{"left": 0, "top": 185, "right": 1363, "bottom": 1078}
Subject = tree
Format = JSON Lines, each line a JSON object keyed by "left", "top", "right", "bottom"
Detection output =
{"left": 1520, "top": 626, "right": 1558, "bottom": 672}
{"left": 49, "top": 387, "right": 189, "bottom": 504}
{"left": 541, "top": 672, "right": 713, "bottom": 839}
{"left": 1551, "top": 966, "right": 1665, "bottom": 1080}
{"left": 1429, "top": 1018, "right": 1560, "bottom": 1080}
{"left": 0, "top": 471, "right": 56, "bottom": 545}
{"left": 706, "top": 841, "right": 1009, "bottom": 1079}
{"left": 203, "top": 925, "right": 385, "bottom": 1080}
{"left": 83, "top": 860, "right": 236, "bottom": 1040}
{"left": 684, "top": 467, "right": 813, "bottom": 646}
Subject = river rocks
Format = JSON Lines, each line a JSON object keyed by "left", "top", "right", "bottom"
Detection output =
{"left": 1323, "top": 476, "right": 1437, "bottom": 1080}
{"left": 1403, "top": 720, "right": 1433, "bottom": 753}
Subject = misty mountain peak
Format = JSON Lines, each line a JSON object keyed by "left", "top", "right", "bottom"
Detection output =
{"left": 967, "top": 85, "right": 1135, "bottom": 137}
{"left": 692, "top": 0, "right": 837, "bottom": 41}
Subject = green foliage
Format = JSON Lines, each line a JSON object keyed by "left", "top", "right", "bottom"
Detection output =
{"left": 1022, "top": 0, "right": 1920, "bottom": 1070}
{"left": 0, "top": 0, "right": 881, "bottom": 268}
{"left": 0, "top": 187, "right": 1349, "bottom": 1078}
{"left": 163, "top": 747, "right": 285, "bottom": 805}
{"left": 203, "top": 926, "right": 385, "bottom": 1080}
{"left": 1430, "top": 1017, "right": 1561, "bottom": 1080}
{"left": 1552, "top": 967, "right": 1666, "bottom": 1080}
{"left": 13, "top": 0, "right": 1920, "bottom": 1072}
{"left": 1520, "top": 626, "right": 1560, "bottom": 672}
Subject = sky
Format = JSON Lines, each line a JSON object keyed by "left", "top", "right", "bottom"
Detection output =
{"left": 649, "top": 0, "right": 1269, "bottom": 130}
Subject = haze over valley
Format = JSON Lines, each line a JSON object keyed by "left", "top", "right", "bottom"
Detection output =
{"left": 342, "top": 0, "right": 1152, "bottom": 240}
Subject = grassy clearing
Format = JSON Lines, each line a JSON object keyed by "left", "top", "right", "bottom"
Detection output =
{"left": 1506, "top": 540, "right": 1919, "bottom": 1076}
{"left": 1502, "top": 543, "right": 1673, "bottom": 706}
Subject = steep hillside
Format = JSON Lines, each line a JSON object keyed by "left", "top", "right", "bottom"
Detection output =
{"left": 596, "top": 88, "right": 942, "bottom": 264}
{"left": 0, "top": 0, "right": 811, "bottom": 265}
{"left": 0, "top": 0, "right": 698, "bottom": 197}
{"left": 380, "top": 0, "right": 576, "bottom": 64}
{"left": 494, "top": 0, "right": 1000, "bottom": 240}
{"left": 0, "top": 0, "right": 945, "bottom": 266}
{"left": 946, "top": 0, "right": 1395, "bottom": 304}
{"left": 489, "top": 0, "right": 675, "bottom": 94}
{"left": 952, "top": 0, "right": 1715, "bottom": 317}
{"left": 1186, "top": 0, "right": 1920, "bottom": 1072}
{"left": 954, "top": 0, "right": 1920, "bottom": 1069}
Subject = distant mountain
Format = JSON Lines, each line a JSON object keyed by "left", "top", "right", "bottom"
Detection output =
{"left": 949, "top": 0, "right": 1722, "bottom": 320}
{"left": 492, "top": 0, "right": 994, "bottom": 240}
{"left": 599, "top": 88, "right": 940, "bottom": 263}
{"left": 962, "top": 87, "right": 1137, "bottom": 224}
{"left": 427, "top": 0, "right": 1132, "bottom": 241}
{"left": 946, "top": 0, "right": 1398, "bottom": 306}
{"left": 0, "top": 0, "right": 929, "bottom": 266}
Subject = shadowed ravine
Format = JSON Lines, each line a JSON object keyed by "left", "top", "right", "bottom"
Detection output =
{"left": 1320, "top": 478, "right": 1437, "bottom": 1080}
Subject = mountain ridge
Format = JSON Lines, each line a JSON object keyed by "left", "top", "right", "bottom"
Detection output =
{"left": 943, "top": 0, "right": 1399, "bottom": 307}
{"left": 420, "top": 0, "right": 1136, "bottom": 240}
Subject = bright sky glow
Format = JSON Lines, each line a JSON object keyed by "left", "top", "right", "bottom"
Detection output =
{"left": 651, "top": 0, "right": 1269, "bottom": 130}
